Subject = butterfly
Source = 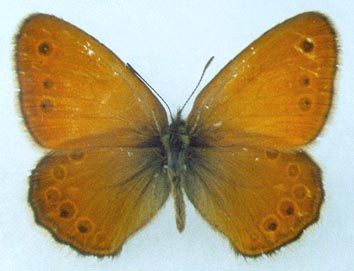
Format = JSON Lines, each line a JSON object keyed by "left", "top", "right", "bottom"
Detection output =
{"left": 16, "top": 12, "right": 337, "bottom": 257}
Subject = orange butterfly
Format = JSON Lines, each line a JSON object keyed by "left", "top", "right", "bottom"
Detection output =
{"left": 16, "top": 12, "right": 336, "bottom": 257}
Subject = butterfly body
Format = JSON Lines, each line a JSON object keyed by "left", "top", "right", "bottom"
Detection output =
{"left": 160, "top": 112, "right": 189, "bottom": 232}
{"left": 16, "top": 12, "right": 336, "bottom": 257}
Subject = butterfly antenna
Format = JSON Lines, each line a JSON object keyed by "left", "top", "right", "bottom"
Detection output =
{"left": 180, "top": 56, "right": 214, "bottom": 113}
{"left": 126, "top": 63, "right": 173, "bottom": 120}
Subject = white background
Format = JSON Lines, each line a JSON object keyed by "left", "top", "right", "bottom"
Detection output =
{"left": 1, "top": 1, "right": 353, "bottom": 270}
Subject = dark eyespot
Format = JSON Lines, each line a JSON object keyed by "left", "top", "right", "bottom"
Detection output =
{"left": 69, "top": 151, "right": 85, "bottom": 161}
{"left": 44, "top": 187, "right": 61, "bottom": 205}
{"left": 52, "top": 165, "right": 66, "bottom": 180}
{"left": 261, "top": 215, "right": 280, "bottom": 233}
{"left": 76, "top": 217, "right": 94, "bottom": 234}
{"left": 292, "top": 184, "right": 310, "bottom": 200}
{"left": 299, "top": 76, "right": 310, "bottom": 87}
{"left": 59, "top": 201, "right": 76, "bottom": 219}
{"left": 40, "top": 99, "right": 53, "bottom": 112}
{"left": 287, "top": 163, "right": 300, "bottom": 177}
{"left": 301, "top": 38, "right": 314, "bottom": 53}
{"left": 38, "top": 42, "right": 52, "bottom": 55}
{"left": 278, "top": 199, "right": 296, "bottom": 217}
{"left": 43, "top": 79, "right": 53, "bottom": 89}
{"left": 299, "top": 96, "right": 312, "bottom": 111}
{"left": 266, "top": 150, "right": 279, "bottom": 160}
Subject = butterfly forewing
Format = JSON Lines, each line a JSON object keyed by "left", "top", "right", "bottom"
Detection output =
{"left": 17, "top": 14, "right": 168, "bottom": 149}
{"left": 187, "top": 12, "right": 336, "bottom": 149}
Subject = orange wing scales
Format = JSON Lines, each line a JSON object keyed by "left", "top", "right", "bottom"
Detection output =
{"left": 17, "top": 14, "right": 168, "bottom": 149}
{"left": 184, "top": 147, "right": 323, "bottom": 256}
{"left": 184, "top": 12, "right": 335, "bottom": 256}
{"left": 187, "top": 12, "right": 336, "bottom": 149}
{"left": 17, "top": 12, "right": 336, "bottom": 257}
{"left": 30, "top": 148, "right": 169, "bottom": 256}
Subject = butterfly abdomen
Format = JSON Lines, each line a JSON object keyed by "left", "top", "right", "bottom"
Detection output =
{"left": 161, "top": 113, "right": 191, "bottom": 232}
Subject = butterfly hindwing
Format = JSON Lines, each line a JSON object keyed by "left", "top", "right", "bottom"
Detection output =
{"left": 30, "top": 147, "right": 169, "bottom": 256}
{"left": 183, "top": 147, "right": 323, "bottom": 256}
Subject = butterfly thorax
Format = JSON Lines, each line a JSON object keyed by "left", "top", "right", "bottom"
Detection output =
{"left": 161, "top": 113, "right": 189, "bottom": 232}
{"left": 162, "top": 115, "right": 190, "bottom": 173}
